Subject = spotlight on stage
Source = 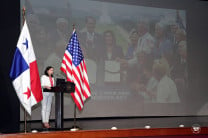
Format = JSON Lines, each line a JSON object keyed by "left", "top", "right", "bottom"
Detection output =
{"left": 111, "top": 126, "right": 117, "bottom": 130}
{"left": 70, "top": 127, "right": 79, "bottom": 131}
{"left": 179, "top": 124, "right": 184, "bottom": 128}
{"left": 144, "top": 125, "right": 151, "bottom": 129}
{"left": 31, "top": 130, "right": 38, "bottom": 133}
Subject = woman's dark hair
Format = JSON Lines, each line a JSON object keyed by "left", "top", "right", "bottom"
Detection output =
{"left": 44, "top": 66, "right": 53, "bottom": 77}
{"left": 103, "top": 30, "right": 116, "bottom": 45}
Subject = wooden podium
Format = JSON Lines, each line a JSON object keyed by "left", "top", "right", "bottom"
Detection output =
{"left": 43, "top": 78, "right": 75, "bottom": 129}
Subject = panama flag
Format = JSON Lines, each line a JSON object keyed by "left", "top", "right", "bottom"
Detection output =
{"left": 9, "top": 20, "right": 43, "bottom": 115}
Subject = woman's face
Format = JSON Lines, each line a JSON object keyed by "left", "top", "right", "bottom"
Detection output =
{"left": 47, "top": 68, "right": 54, "bottom": 76}
{"left": 86, "top": 18, "right": 96, "bottom": 33}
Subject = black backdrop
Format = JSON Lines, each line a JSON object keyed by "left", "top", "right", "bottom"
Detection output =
{"left": 0, "top": 0, "right": 20, "bottom": 133}
{"left": 1, "top": 0, "right": 208, "bottom": 133}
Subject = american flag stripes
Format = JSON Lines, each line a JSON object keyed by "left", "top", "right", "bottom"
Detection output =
{"left": 60, "top": 29, "right": 91, "bottom": 110}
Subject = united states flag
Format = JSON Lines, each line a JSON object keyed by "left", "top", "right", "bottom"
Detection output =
{"left": 60, "top": 29, "right": 91, "bottom": 110}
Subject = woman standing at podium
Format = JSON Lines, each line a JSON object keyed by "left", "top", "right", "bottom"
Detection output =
{"left": 41, "top": 66, "right": 54, "bottom": 128}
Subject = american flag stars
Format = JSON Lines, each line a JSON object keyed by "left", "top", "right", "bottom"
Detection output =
{"left": 67, "top": 33, "right": 84, "bottom": 67}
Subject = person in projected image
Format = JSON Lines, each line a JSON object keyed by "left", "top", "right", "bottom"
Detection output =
{"left": 43, "top": 17, "right": 70, "bottom": 78}
{"left": 102, "top": 30, "right": 125, "bottom": 84}
{"left": 118, "top": 18, "right": 155, "bottom": 70}
{"left": 41, "top": 66, "right": 55, "bottom": 128}
{"left": 167, "top": 25, "right": 186, "bottom": 62}
{"left": 153, "top": 21, "right": 174, "bottom": 60}
{"left": 168, "top": 21, "right": 179, "bottom": 46}
{"left": 175, "top": 29, "right": 186, "bottom": 44}
{"left": 103, "top": 30, "right": 124, "bottom": 60}
{"left": 171, "top": 41, "right": 188, "bottom": 101}
{"left": 153, "top": 21, "right": 176, "bottom": 79}
{"left": 142, "top": 58, "right": 158, "bottom": 102}
{"left": 127, "top": 51, "right": 155, "bottom": 102}
{"left": 135, "top": 18, "right": 155, "bottom": 55}
{"left": 54, "top": 17, "right": 70, "bottom": 43}
{"left": 79, "top": 16, "right": 104, "bottom": 62}
{"left": 125, "top": 29, "right": 139, "bottom": 60}
{"left": 174, "top": 28, "right": 186, "bottom": 54}
{"left": 79, "top": 16, "right": 105, "bottom": 86}
{"left": 126, "top": 51, "right": 148, "bottom": 85}
{"left": 153, "top": 58, "right": 180, "bottom": 103}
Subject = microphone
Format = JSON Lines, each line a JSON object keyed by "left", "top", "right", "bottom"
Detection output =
{"left": 55, "top": 73, "right": 65, "bottom": 80}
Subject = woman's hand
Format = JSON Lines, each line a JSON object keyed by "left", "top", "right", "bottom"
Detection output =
{"left": 44, "top": 86, "right": 51, "bottom": 90}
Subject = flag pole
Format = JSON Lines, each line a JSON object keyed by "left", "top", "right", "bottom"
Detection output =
{"left": 22, "top": 7, "right": 26, "bottom": 24}
{"left": 22, "top": 7, "right": 27, "bottom": 133}
{"left": 24, "top": 110, "right": 27, "bottom": 133}
{"left": 70, "top": 24, "right": 80, "bottom": 131}
{"left": 70, "top": 104, "right": 80, "bottom": 131}
{"left": 71, "top": 103, "right": 80, "bottom": 131}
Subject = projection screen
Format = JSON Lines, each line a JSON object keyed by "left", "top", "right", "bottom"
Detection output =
{"left": 19, "top": 0, "right": 207, "bottom": 121}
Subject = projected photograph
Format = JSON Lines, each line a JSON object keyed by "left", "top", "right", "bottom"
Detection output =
{"left": 21, "top": 0, "right": 188, "bottom": 120}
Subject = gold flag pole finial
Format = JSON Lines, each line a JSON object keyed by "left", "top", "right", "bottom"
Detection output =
{"left": 72, "top": 24, "right": 75, "bottom": 30}
{"left": 22, "top": 7, "right": 26, "bottom": 24}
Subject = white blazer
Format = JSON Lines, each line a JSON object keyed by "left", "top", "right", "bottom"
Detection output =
{"left": 41, "top": 75, "right": 55, "bottom": 96}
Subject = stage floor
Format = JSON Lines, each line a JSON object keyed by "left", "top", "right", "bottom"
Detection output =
{"left": 20, "top": 116, "right": 208, "bottom": 133}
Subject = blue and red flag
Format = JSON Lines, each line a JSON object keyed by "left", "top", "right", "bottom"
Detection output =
{"left": 9, "top": 20, "right": 43, "bottom": 115}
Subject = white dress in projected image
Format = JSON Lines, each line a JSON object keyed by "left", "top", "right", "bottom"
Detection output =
{"left": 156, "top": 75, "right": 180, "bottom": 103}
